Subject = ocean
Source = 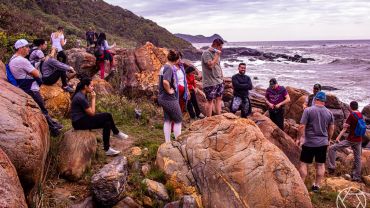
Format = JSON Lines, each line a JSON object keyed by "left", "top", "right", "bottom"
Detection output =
{"left": 192, "top": 40, "right": 370, "bottom": 110}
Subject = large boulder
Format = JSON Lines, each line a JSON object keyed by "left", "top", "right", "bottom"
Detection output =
{"left": 284, "top": 87, "right": 309, "bottom": 123}
{"left": 91, "top": 156, "right": 128, "bottom": 207}
{"left": 91, "top": 78, "right": 114, "bottom": 96}
{"left": 361, "top": 150, "right": 370, "bottom": 176}
{"left": 57, "top": 130, "right": 97, "bottom": 181}
{"left": 158, "top": 113, "right": 312, "bottom": 208}
{"left": 250, "top": 112, "right": 301, "bottom": 168}
{"left": 66, "top": 48, "right": 97, "bottom": 77}
{"left": 0, "top": 76, "right": 49, "bottom": 204}
{"left": 0, "top": 147, "right": 28, "bottom": 208}
{"left": 40, "top": 82, "right": 71, "bottom": 117}
{"left": 112, "top": 42, "right": 168, "bottom": 99}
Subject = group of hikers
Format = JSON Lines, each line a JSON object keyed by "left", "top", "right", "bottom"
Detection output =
{"left": 158, "top": 38, "right": 369, "bottom": 193}
{"left": 5, "top": 31, "right": 369, "bottom": 189}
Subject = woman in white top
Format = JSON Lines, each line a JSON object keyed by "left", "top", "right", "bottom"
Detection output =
{"left": 175, "top": 53, "right": 189, "bottom": 112}
{"left": 51, "top": 26, "right": 67, "bottom": 63}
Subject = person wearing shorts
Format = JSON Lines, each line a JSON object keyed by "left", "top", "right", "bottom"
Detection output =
{"left": 201, "top": 38, "right": 224, "bottom": 117}
{"left": 297, "top": 91, "right": 335, "bottom": 193}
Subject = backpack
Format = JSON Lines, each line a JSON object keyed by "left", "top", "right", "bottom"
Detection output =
{"left": 5, "top": 64, "right": 18, "bottom": 86}
{"left": 352, "top": 112, "right": 366, "bottom": 137}
{"left": 25, "top": 47, "right": 37, "bottom": 60}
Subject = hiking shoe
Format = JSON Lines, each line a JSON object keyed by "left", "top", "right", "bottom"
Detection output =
{"left": 311, "top": 185, "right": 320, "bottom": 193}
{"left": 105, "top": 147, "right": 121, "bottom": 156}
{"left": 113, "top": 132, "right": 129, "bottom": 140}
{"left": 328, "top": 168, "right": 335, "bottom": 175}
{"left": 62, "top": 86, "right": 74, "bottom": 93}
{"left": 198, "top": 113, "right": 205, "bottom": 119}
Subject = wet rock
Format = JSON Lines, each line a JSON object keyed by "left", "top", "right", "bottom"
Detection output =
{"left": 57, "top": 130, "right": 97, "bottom": 181}
{"left": 142, "top": 179, "right": 169, "bottom": 201}
{"left": 0, "top": 74, "right": 49, "bottom": 205}
{"left": 0, "top": 147, "right": 27, "bottom": 208}
{"left": 91, "top": 156, "right": 128, "bottom": 207}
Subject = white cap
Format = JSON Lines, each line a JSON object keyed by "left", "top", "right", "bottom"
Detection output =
{"left": 14, "top": 39, "right": 31, "bottom": 49}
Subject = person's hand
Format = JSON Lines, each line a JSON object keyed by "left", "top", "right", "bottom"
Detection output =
{"left": 168, "top": 88, "right": 175, "bottom": 95}
{"left": 91, "top": 91, "right": 96, "bottom": 98}
{"left": 275, "top": 103, "right": 282, "bottom": 109}
{"left": 69, "top": 67, "right": 75, "bottom": 73}
{"left": 268, "top": 103, "right": 274, "bottom": 109}
{"left": 64, "top": 39, "right": 67, "bottom": 44}
{"left": 335, "top": 136, "right": 340, "bottom": 143}
{"left": 343, "top": 123, "right": 349, "bottom": 129}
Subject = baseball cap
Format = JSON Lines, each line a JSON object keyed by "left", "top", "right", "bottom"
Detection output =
{"left": 14, "top": 39, "right": 31, "bottom": 49}
{"left": 269, "top": 78, "right": 277, "bottom": 87}
{"left": 315, "top": 91, "right": 326, "bottom": 102}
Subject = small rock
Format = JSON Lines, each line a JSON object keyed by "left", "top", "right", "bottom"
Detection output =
{"left": 180, "top": 195, "right": 198, "bottom": 208}
{"left": 164, "top": 201, "right": 180, "bottom": 208}
{"left": 143, "top": 148, "right": 149, "bottom": 157}
{"left": 91, "top": 156, "right": 128, "bottom": 207}
{"left": 141, "top": 164, "right": 151, "bottom": 176}
{"left": 363, "top": 175, "right": 370, "bottom": 186}
{"left": 131, "top": 146, "right": 142, "bottom": 156}
{"left": 142, "top": 179, "right": 169, "bottom": 201}
{"left": 253, "top": 76, "right": 258, "bottom": 80}
{"left": 70, "top": 196, "right": 95, "bottom": 208}
{"left": 142, "top": 196, "right": 153, "bottom": 207}
{"left": 114, "top": 196, "right": 142, "bottom": 208}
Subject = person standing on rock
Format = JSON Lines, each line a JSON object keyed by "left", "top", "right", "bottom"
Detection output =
{"left": 41, "top": 47, "right": 76, "bottom": 92}
{"left": 185, "top": 65, "right": 205, "bottom": 119}
{"left": 297, "top": 91, "right": 335, "bottom": 192}
{"left": 201, "top": 38, "right": 224, "bottom": 117}
{"left": 71, "top": 78, "right": 129, "bottom": 156}
{"left": 265, "top": 78, "right": 290, "bottom": 129}
{"left": 327, "top": 101, "right": 364, "bottom": 182}
{"left": 51, "top": 26, "right": 67, "bottom": 63}
{"left": 86, "top": 27, "right": 97, "bottom": 47}
{"left": 231, "top": 63, "right": 253, "bottom": 118}
{"left": 303, "top": 83, "right": 321, "bottom": 109}
{"left": 9, "top": 39, "right": 63, "bottom": 136}
{"left": 158, "top": 50, "right": 183, "bottom": 143}
{"left": 96, "top": 33, "right": 116, "bottom": 79}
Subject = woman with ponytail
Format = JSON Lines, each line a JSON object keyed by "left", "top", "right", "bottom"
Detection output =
{"left": 71, "top": 78, "right": 129, "bottom": 156}
{"left": 158, "top": 50, "right": 183, "bottom": 143}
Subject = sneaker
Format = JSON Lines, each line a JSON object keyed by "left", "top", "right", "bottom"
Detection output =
{"left": 311, "top": 185, "right": 320, "bottom": 193}
{"left": 62, "top": 85, "right": 74, "bottom": 93}
{"left": 197, "top": 113, "right": 205, "bottom": 119}
{"left": 113, "top": 132, "right": 129, "bottom": 140}
{"left": 105, "top": 147, "right": 121, "bottom": 156}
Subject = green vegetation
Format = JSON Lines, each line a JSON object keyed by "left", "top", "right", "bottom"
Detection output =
{"left": 0, "top": 0, "right": 192, "bottom": 61}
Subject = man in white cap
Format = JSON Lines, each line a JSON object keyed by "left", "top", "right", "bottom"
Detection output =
{"left": 8, "top": 39, "right": 63, "bottom": 136}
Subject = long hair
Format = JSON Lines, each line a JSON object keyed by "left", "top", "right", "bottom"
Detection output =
{"left": 72, "top": 78, "right": 92, "bottom": 99}
{"left": 96, "top": 33, "right": 107, "bottom": 47}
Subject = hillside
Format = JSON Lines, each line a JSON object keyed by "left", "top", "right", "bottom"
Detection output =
{"left": 0, "top": 0, "right": 193, "bottom": 60}
{"left": 175, "top": 33, "right": 227, "bottom": 43}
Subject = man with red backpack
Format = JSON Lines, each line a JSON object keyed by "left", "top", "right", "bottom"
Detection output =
{"left": 328, "top": 101, "right": 366, "bottom": 182}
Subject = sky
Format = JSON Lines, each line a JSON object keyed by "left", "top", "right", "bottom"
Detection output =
{"left": 105, "top": 0, "right": 370, "bottom": 42}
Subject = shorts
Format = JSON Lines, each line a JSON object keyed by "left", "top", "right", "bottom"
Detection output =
{"left": 203, "top": 83, "right": 225, "bottom": 101}
{"left": 300, "top": 145, "right": 328, "bottom": 164}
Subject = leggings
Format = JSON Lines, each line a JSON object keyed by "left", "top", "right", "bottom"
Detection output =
{"left": 72, "top": 113, "right": 119, "bottom": 150}
{"left": 42, "top": 70, "right": 68, "bottom": 86}
{"left": 57, "top": 51, "right": 67, "bottom": 64}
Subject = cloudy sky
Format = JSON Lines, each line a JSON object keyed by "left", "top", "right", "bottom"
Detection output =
{"left": 105, "top": 0, "right": 370, "bottom": 42}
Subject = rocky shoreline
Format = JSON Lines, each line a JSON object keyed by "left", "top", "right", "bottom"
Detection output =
{"left": 0, "top": 42, "right": 369, "bottom": 208}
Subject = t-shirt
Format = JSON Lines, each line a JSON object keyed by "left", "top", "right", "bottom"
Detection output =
{"left": 300, "top": 105, "right": 335, "bottom": 147}
{"left": 29, "top": 48, "right": 45, "bottom": 66}
{"left": 186, "top": 73, "right": 196, "bottom": 91}
{"left": 51, "top": 33, "right": 64, "bottom": 52}
{"left": 201, "top": 50, "right": 223, "bottom": 88}
{"left": 158, "top": 64, "right": 177, "bottom": 101}
{"left": 346, "top": 112, "right": 363, "bottom": 142}
{"left": 9, "top": 55, "right": 39, "bottom": 91}
{"left": 265, "top": 86, "right": 288, "bottom": 106}
{"left": 176, "top": 69, "right": 185, "bottom": 87}
{"left": 71, "top": 92, "right": 90, "bottom": 122}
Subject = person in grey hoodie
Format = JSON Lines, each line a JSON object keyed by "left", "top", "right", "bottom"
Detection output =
{"left": 42, "top": 47, "right": 75, "bottom": 92}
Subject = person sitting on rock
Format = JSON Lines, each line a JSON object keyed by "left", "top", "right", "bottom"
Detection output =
{"left": 231, "top": 63, "right": 253, "bottom": 118}
{"left": 96, "top": 33, "right": 116, "bottom": 79}
{"left": 265, "top": 78, "right": 290, "bottom": 129}
{"left": 296, "top": 91, "right": 335, "bottom": 193}
{"left": 29, "top": 38, "right": 47, "bottom": 67}
{"left": 9, "top": 39, "right": 63, "bottom": 136}
{"left": 327, "top": 101, "right": 364, "bottom": 182}
{"left": 303, "top": 83, "right": 321, "bottom": 109}
{"left": 158, "top": 50, "right": 183, "bottom": 143}
{"left": 41, "top": 47, "right": 75, "bottom": 92}
{"left": 71, "top": 77, "right": 128, "bottom": 156}
{"left": 185, "top": 65, "right": 205, "bottom": 119}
